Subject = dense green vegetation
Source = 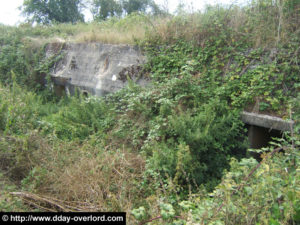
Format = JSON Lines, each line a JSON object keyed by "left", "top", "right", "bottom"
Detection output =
{"left": 0, "top": 0, "right": 299, "bottom": 224}
{"left": 21, "top": 0, "right": 85, "bottom": 24}
{"left": 20, "top": 0, "right": 162, "bottom": 24}
{"left": 91, "top": 0, "right": 162, "bottom": 21}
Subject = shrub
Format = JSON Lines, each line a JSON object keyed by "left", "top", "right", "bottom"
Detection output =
{"left": 43, "top": 95, "right": 116, "bottom": 140}
{"left": 146, "top": 99, "right": 248, "bottom": 190}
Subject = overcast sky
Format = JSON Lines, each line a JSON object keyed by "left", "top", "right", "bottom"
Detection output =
{"left": 0, "top": 0, "right": 248, "bottom": 26}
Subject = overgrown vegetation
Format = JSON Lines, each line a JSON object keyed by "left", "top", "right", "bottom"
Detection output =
{"left": 0, "top": 0, "right": 299, "bottom": 224}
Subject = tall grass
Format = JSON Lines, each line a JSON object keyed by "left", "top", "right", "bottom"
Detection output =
{"left": 3, "top": 0, "right": 298, "bottom": 47}
{"left": 146, "top": 1, "right": 300, "bottom": 47}
{"left": 11, "top": 13, "right": 155, "bottom": 45}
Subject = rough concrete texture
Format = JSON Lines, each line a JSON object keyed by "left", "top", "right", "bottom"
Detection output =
{"left": 47, "top": 43, "right": 148, "bottom": 96}
{"left": 241, "top": 111, "right": 294, "bottom": 131}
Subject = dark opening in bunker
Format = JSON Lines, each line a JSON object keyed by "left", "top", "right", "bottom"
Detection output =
{"left": 82, "top": 91, "right": 88, "bottom": 98}
{"left": 241, "top": 112, "right": 293, "bottom": 151}
{"left": 53, "top": 84, "right": 66, "bottom": 97}
{"left": 246, "top": 124, "right": 283, "bottom": 149}
{"left": 245, "top": 124, "right": 285, "bottom": 161}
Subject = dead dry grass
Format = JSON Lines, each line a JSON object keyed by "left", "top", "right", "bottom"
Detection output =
{"left": 48, "top": 148, "right": 145, "bottom": 212}
{"left": 73, "top": 27, "right": 146, "bottom": 44}
{"left": 1, "top": 132, "right": 145, "bottom": 223}
{"left": 20, "top": 15, "right": 155, "bottom": 45}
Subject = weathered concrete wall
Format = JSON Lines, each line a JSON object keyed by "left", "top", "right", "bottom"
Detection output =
{"left": 46, "top": 43, "right": 148, "bottom": 96}
{"left": 242, "top": 111, "right": 294, "bottom": 149}
{"left": 241, "top": 111, "right": 294, "bottom": 132}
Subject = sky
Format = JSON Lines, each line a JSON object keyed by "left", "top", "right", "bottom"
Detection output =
{"left": 0, "top": 0, "right": 248, "bottom": 26}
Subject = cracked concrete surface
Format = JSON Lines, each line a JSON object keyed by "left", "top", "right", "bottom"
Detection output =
{"left": 47, "top": 43, "right": 148, "bottom": 96}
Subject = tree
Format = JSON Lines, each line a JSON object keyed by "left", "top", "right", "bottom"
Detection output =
{"left": 148, "top": 0, "right": 165, "bottom": 15}
{"left": 121, "top": 0, "right": 152, "bottom": 15}
{"left": 121, "top": 0, "right": 164, "bottom": 15}
{"left": 91, "top": 0, "right": 122, "bottom": 21}
{"left": 91, "top": 0, "right": 164, "bottom": 21}
{"left": 21, "top": 0, "right": 85, "bottom": 24}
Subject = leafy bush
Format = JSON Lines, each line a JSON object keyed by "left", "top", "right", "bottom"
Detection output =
{"left": 145, "top": 99, "right": 247, "bottom": 190}
{"left": 133, "top": 137, "right": 300, "bottom": 225}
{"left": 43, "top": 95, "right": 116, "bottom": 140}
{"left": 143, "top": 32, "right": 300, "bottom": 114}
{"left": 0, "top": 80, "right": 57, "bottom": 135}
{"left": 103, "top": 72, "right": 248, "bottom": 190}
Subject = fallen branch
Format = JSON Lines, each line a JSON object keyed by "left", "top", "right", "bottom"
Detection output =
{"left": 10, "top": 192, "right": 69, "bottom": 211}
{"left": 10, "top": 192, "right": 99, "bottom": 212}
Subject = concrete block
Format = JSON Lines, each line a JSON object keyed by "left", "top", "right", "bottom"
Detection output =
{"left": 241, "top": 111, "right": 294, "bottom": 132}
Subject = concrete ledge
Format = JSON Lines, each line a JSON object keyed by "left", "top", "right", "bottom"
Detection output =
{"left": 241, "top": 111, "right": 294, "bottom": 131}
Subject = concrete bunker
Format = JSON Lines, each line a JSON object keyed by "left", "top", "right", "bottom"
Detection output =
{"left": 245, "top": 124, "right": 282, "bottom": 149}
{"left": 47, "top": 42, "right": 147, "bottom": 97}
{"left": 82, "top": 90, "right": 89, "bottom": 97}
{"left": 241, "top": 111, "right": 294, "bottom": 149}
{"left": 53, "top": 84, "right": 66, "bottom": 97}
{"left": 51, "top": 76, "right": 72, "bottom": 97}
{"left": 46, "top": 43, "right": 294, "bottom": 150}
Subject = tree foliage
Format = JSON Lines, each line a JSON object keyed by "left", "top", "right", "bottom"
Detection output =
{"left": 91, "top": 0, "right": 162, "bottom": 21}
{"left": 121, "top": 0, "right": 152, "bottom": 14}
{"left": 92, "top": 0, "right": 122, "bottom": 20}
{"left": 21, "top": 0, "right": 85, "bottom": 24}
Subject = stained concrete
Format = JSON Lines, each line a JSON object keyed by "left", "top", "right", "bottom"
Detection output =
{"left": 46, "top": 43, "right": 148, "bottom": 96}
{"left": 242, "top": 111, "right": 294, "bottom": 149}
{"left": 241, "top": 111, "right": 294, "bottom": 132}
